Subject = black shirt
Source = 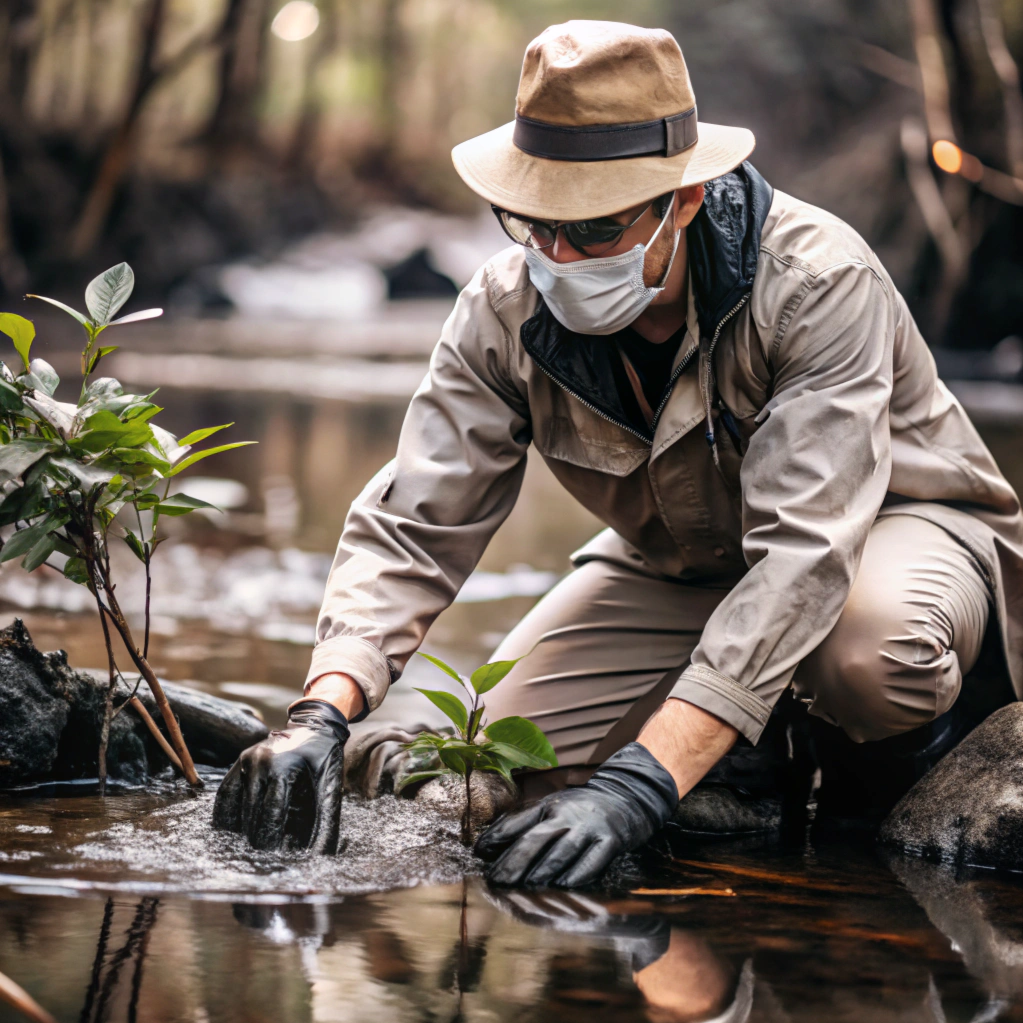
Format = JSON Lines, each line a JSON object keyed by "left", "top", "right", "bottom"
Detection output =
{"left": 610, "top": 324, "right": 686, "bottom": 435}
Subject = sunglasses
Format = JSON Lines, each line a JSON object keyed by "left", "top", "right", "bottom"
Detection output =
{"left": 491, "top": 194, "right": 672, "bottom": 258}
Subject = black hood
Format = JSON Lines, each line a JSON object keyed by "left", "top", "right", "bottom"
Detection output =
{"left": 687, "top": 160, "right": 774, "bottom": 332}
{"left": 519, "top": 161, "right": 774, "bottom": 440}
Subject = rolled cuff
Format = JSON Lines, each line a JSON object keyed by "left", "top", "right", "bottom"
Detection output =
{"left": 304, "top": 635, "right": 393, "bottom": 713}
{"left": 667, "top": 664, "right": 772, "bottom": 744}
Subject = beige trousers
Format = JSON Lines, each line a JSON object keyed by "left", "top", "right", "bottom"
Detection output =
{"left": 485, "top": 515, "right": 991, "bottom": 777}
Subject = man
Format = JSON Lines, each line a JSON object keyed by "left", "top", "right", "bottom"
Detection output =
{"left": 213, "top": 21, "right": 1023, "bottom": 885}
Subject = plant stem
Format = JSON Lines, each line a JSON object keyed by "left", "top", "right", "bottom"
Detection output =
{"left": 96, "top": 595, "right": 118, "bottom": 796}
{"left": 101, "top": 602, "right": 202, "bottom": 787}
{"left": 461, "top": 766, "right": 473, "bottom": 846}
{"left": 128, "top": 696, "right": 184, "bottom": 775}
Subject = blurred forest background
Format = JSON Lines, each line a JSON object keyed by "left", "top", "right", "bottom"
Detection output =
{"left": 0, "top": 0, "right": 1021, "bottom": 350}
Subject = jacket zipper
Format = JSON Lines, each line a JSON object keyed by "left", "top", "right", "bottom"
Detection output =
{"left": 530, "top": 359, "right": 654, "bottom": 445}
{"left": 703, "top": 294, "right": 750, "bottom": 447}
{"left": 530, "top": 295, "right": 748, "bottom": 447}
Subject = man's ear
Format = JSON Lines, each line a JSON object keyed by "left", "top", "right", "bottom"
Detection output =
{"left": 674, "top": 184, "right": 705, "bottom": 229}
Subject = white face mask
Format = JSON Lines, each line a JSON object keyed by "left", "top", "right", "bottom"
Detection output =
{"left": 524, "top": 199, "right": 680, "bottom": 336}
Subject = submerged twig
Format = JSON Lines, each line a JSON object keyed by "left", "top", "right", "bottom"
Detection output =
{"left": 630, "top": 887, "right": 737, "bottom": 897}
{"left": 0, "top": 968, "right": 57, "bottom": 1023}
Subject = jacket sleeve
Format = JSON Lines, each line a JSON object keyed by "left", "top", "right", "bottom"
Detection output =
{"left": 304, "top": 267, "right": 531, "bottom": 711}
{"left": 668, "top": 261, "right": 895, "bottom": 742}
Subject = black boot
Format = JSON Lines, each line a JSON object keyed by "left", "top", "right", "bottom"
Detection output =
{"left": 667, "top": 691, "right": 815, "bottom": 837}
{"left": 811, "top": 698, "right": 982, "bottom": 834}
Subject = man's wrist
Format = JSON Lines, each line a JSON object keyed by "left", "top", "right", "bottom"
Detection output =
{"left": 303, "top": 672, "right": 367, "bottom": 721}
{"left": 636, "top": 698, "right": 738, "bottom": 797}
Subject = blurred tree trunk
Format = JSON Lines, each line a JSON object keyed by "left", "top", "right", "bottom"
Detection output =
{"left": 0, "top": 0, "right": 35, "bottom": 292}
{"left": 203, "top": 0, "right": 271, "bottom": 156}
{"left": 69, "top": 0, "right": 168, "bottom": 258}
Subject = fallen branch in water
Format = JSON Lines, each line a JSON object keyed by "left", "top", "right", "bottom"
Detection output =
{"left": 630, "top": 887, "right": 737, "bottom": 897}
{"left": 0, "top": 969, "right": 57, "bottom": 1023}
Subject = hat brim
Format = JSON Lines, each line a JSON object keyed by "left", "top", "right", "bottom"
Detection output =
{"left": 452, "top": 120, "right": 755, "bottom": 221}
{"left": 452, "top": 118, "right": 757, "bottom": 220}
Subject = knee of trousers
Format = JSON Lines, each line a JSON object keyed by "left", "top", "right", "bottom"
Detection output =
{"left": 796, "top": 617, "right": 964, "bottom": 744}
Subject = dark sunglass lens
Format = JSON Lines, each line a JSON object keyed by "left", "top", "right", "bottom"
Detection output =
{"left": 564, "top": 219, "right": 625, "bottom": 249}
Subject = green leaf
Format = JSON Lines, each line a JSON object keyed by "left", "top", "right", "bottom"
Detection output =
{"left": 467, "top": 705, "right": 484, "bottom": 741}
{"left": 437, "top": 744, "right": 478, "bottom": 776}
{"left": 109, "top": 447, "right": 169, "bottom": 470}
{"left": 0, "top": 313, "right": 35, "bottom": 371}
{"left": 76, "top": 410, "right": 153, "bottom": 452}
{"left": 123, "top": 402, "right": 162, "bottom": 422}
{"left": 122, "top": 529, "right": 147, "bottom": 562}
{"left": 85, "top": 263, "right": 134, "bottom": 325}
{"left": 166, "top": 441, "right": 255, "bottom": 476}
{"left": 476, "top": 752, "right": 516, "bottom": 786}
{"left": 412, "top": 688, "right": 468, "bottom": 734}
{"left": 0, "top": 438, "right": 56, "bottom": 483}
{"left": 0, "top": 512, "right": 65, "bottom": 563}
{"left": 26, "top": 294, "right": 89, "bottom": 327}
{"left": 25, "top": 358, "right": 59, "bottom": 396}
{"left": 63, "top": 556, "right": 90, "bottom": 585}
{"left": 470, "top": 658, "right": 522, "bottom": 695}
{"left": 176, "top": 423, "right": 233, "bottom": 447}
{"left": 416, "top": 651, "right": 468, "bottom": 690}
{"left": 394, "top": 769, "right": 449, "bottom": 794}
{"left": 483, "top": 741, "right": 555, "bottom": 771}
{"left": 50, "top": 535, "right": 77, "bottom": 558}
{"left": 484, "top": 716, "right": 558, "bottom": 768}
{"left": 0, "top": 377, "right": 23, "bottom": 412}
{"left": 155, "top": 493, "right": 218, "bottom": 516}
{"left": 48, "top": 455, "right": 116, "bottom": 489}
{"left": 21, "top": 534, "right": 56, "bottom": 572}
{"left": 86, "top": 346, "right": 119, "bottom": 373}
{"left": 0, "top": 482, "right": 47, "bottom": 527}
{"left": 108, "top": 307, "right": 162, "bottom": 326}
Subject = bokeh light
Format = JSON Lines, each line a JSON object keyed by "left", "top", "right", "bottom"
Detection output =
{"left": 271, "top": 1, "right": 319, "bottom": 42}
{"left": 932, "top": 140, "right": 963, "bottom": 174}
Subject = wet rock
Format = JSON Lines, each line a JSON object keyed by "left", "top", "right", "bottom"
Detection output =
{"left": 129, "top": 678, "right": 269, "bottom": 768}
{"left": 880, "top": 703, "right": 1023, "bottom": 869}
{"left": 0, "top": 618, "right": 268, "bottom": 788}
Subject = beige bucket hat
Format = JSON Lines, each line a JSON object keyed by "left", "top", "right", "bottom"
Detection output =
{"left": 452, "top": 20, "right": 756, "bottom": 221}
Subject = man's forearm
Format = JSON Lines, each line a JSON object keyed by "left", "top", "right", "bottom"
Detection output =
{"left": 636, "top": 698, "right": 738, "bottom": 796}
{"left": 304, "top": 672, "right": 366, "bottom": 721}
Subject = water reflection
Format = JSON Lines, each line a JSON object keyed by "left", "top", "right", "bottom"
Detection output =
{"left": 7, "top": 850, "right": 1023, "bottom": 1022}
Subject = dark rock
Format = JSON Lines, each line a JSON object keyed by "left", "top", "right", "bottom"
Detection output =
{"left": 0, "top": 619, "right": 72, "bottom": 786}
{"left": 880, "top": 703, "right": 1023, "bottom": 869}
{"left": 130, "top": 678, "right": 269, "bottom": 768}
{"left": 0, "top": 618, "right": 268, "bottom": 789}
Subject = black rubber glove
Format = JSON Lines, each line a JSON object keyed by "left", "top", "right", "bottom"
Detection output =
{"left": 475, "top": 742, "right": 678, "bottom": 887}
{"left": 212, "top": 700, "right": 349, "bottom": 853}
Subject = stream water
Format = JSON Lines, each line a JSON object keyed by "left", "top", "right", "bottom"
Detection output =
{"left": 4, "top": 322, "right": 1023, "bottom": 1021}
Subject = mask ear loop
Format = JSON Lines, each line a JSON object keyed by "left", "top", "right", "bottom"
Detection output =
{"left": 642, "top": 193, "right": 681, "bottom": 290}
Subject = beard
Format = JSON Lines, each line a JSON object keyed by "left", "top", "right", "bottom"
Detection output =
{"left": 641, "top": 218, "right": 677, "bottom": 288}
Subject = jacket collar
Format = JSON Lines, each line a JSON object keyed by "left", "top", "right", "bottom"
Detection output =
{"left": 519, "top": 161, "right": 774, "bottom": 443}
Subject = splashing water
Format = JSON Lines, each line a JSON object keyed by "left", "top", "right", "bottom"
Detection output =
{"left": 1, "top": 778, "right": 480, "bottom": 900}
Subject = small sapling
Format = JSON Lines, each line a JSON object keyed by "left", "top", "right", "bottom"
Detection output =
{"left": 401, "top": 652, "right": 558, "bottom": 844}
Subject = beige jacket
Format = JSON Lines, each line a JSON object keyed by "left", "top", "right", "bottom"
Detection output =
{"left": 306, "top": 180, "right": 1023, "bottom": 743}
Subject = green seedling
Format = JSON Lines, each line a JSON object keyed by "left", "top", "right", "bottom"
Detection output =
{"left": 0, "top": 263, "right": 255, "bottom": 791}
{"left": 402, "top": 651, "right": 558, "bottom": 844}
